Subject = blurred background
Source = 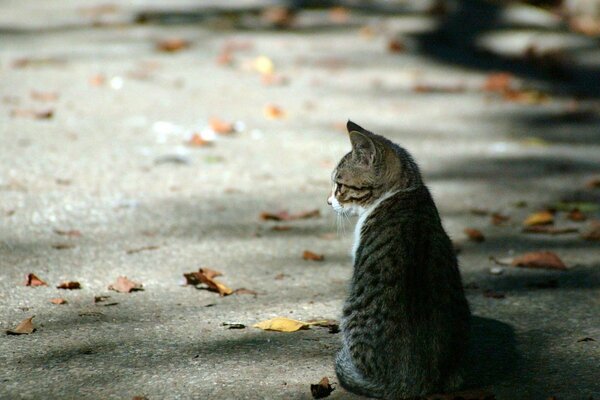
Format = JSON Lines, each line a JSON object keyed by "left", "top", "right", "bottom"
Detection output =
{"left": 1, "top": 1, "right": 599, "bottom": 399}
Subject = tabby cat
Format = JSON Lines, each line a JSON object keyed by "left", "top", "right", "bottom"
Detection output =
{"left": 328, "top": 121, "right": 470, "bottom": 399}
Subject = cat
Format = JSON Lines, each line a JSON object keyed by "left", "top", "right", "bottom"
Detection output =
{"left": 328, "top": 121, "right": 471, "bottom": 399}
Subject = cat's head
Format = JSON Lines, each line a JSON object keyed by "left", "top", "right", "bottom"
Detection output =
{"left": 328, "top": 121, "right": 419, "bottom": 215}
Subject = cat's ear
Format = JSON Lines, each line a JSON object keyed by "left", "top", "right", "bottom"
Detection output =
{"left": 349, "top": 130, "right": 376, "bottom": 166}
{"left": 346, "top": 120, "right": 366, "bottom": 134}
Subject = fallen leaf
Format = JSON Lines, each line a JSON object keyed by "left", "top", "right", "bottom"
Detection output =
{"left": 183, "top": 269, "right": 232, "bottom": 296}
{"left": 274, "top": 273, "right": 288, "bottom": 280}
{"left": 11, "top": 108, "right": 53, "bottom": 119}
{"left": 52, "top": 243, "right": 75, "bottom": 250}
{"left": 108, "top": 276, "right": 143, "bottom": 293}
{"left": 261, "top": 6, "right": 295, "bottom": 29}
{"left": 156, "top": 38, "right": 190, "bottom": 53}
{"left": 581, "top": 220, "right": 600, "bottom": 241}
{"left": 464, "top": 228, "right": 485, "bottom": 242}
{"left": 387, "top": 38, "right": 405, "bottom": 53}
{"left": 272, "top": 225, "right": 292, "bottom": 231}
{"left": 329, "top": 6, "right": 349, "bottom": 23}
{"left": 25, "top": 273, "right": 47, "bottom": 287}
{"left": 222, "top": 323, "right": 246, "bottom": 329}
{"left": 483, "top": 72, "right": 513, "bottom": 92}
{"left": 303, "top": 250, "right": 324, "bottom": 261}
{"left": 126, "top": 245, "right": 159, "bottom": 254}
{"left": 89, "top": 74, "right": 106, "bottom": 86}
{"left": 483, "top": 290, "right": 505, "bottom": 299}
{"left": 57, "top": 281, "right": 81, "bottom": 290}
{"left": 523, "top": 211, "right": 554, "bottom": 226}
{"left": 311, "top": 377, "right": 335, "bottom": 399}
{"left": 260, "top": 209, "right": 320, "bottom": 221}
{"left": 413, "top": 84, "right": 465, "bottom": 93}
{"left": 6, "top": 316, "right": 35, "bottom": 335}
{"left": 253, "top": 317, "right": 310, "bottom": 332}
{"left": 50, "top": 298, "right": 67, "bottom": 305}
{"left": 263, "top": 104, "right": 285, "bottom": 119}
{"left": 94, "top": 295, "right": 110, "bottom": 303}
{"left": 53, "top": 229, "right": 81, "bottom": 237}
{"left": 132, "top": 396, "right": 149, "bottom": 400}
{"left": 261, "top": 73, "right": 289, "bottom": 86}
{"left": 30, "top": 90, "right": 59, "bottom": 102}
{"left": 522, "top": 226, "right": 578, "bottom": 235}
{"left": 186, "top": 133, "right": 211, "bottom": 147}
{"left": 586, "top": 177, "right": 600, "bottom": 189}
{"left": 209, "top": 117, "right": 234, "bottom": 134}
{"left": 512, "top": 251, "right": 567, "bottom": 270}
{"left": 233, "top": 288, "right": 258, "bottom": 296}
{"left": 567, "top": 209, "right": 586, "bottom": 222}
{"left": 502, "top": 89, "right": 549, "bottom": 104}
{"left": 490, "top": 213, "right": 510, "bottom": 226}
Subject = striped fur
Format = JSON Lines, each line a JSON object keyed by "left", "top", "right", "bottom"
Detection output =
{"left": 331, "top": 121, "right": 470, "bottom": 399}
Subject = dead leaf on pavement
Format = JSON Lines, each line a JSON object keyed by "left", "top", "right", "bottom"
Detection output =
{"left": 567, "top": 209, "right": 586, "bottom": 222}
{"left": 89, "top": 74, "right": 106, "bottom": 86}
{"left": 387, "top": 38, "right": 405, "bottom": 53}
{"left": 222, "top": 322, "right": 246, "bottom": 329}
{"left": 260, "top": 209, "right": 320, "bottom": 221}
{"left": 57, "top": 281, "right": 81, "bottom": 290}
{"left": 311, "top": 376, "right": 335, "bottom": 399}
{"left": 274, "top": 273, "right": 288, "bottom": 280}
{"left": 581, "top": 220, "right": 600, "bottom": 241}
{"left": 263, "top": 104, "right": 285, "bottom": 119}
{"left": 329, "top": 6, "right": 350, "bottom": 24}
{"left": 303, "top": 250, "right": 324, "bottom": 261}
{"left": 272, "top": 225, "right": 292, "bottom": 231}
{"left": 11, "top": 108, "right": 53, "bottom": 119}
{"left": 50, "top": 298, "right": 67, "bottom": 305}
{"left": 209, "top": 117, "right": 234, "bottom": 134}
{"left": 483, "top": 72, "right": 513, "bottom": 92}
{"left": 490, "top": 213, "right": 510, "bottom": 226}
{"left": 512, "top": 251, "right": 567, "bottom": 270}
{"left": 6, "top": 316, "right": 35, "bottom": 335}
{"left": 53, "top": 229, "right": 82, "bottom": 237}
{"left": 253, "top": 317, "right": 310, "bottom": 332}
{"left": 108, "top": 276, "right": 143, "bottom": 293}
{"left": 183, "top": 269, "right": 232, "bottom": 296}
{"left": 464, "top": 228, "right": 485, "bottom": 242}
{"left": 52, "top": 243, "right": 75, "bottom": 250}
{"left": 25, "top": 273, "right": 47, "bottom": 287}
{"left": 522, "top": 226, "right": 578, "bottom": 235}
{"left": 156, "top": 38, "right": 190, "bottom": 53}
{"left": 523, "top": 210, "right": 554, "bottom": 226}
{"left": 30, "top": 90, "right": 59, "bottom": 102}
{"left": 186, "top": 133, "right": 211, "bottom": 147}
{"left": 94, "top": 295, "right": 110, "bottom": 303}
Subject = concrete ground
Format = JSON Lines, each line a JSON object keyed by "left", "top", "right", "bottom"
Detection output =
{"left": 1, "top": 1, "right": 599, "bottom": 399}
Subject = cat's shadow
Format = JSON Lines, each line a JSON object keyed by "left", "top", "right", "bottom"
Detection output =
{"left": 463, "top": 316, "right": 518, "bottom": 389}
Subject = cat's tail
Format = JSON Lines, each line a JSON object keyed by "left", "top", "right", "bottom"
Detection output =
{"left": 335, "top": 347, "right": 384, "bottom": 398}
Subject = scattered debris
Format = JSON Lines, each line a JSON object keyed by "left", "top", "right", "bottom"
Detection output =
{"left": 581, "top": 220, "right": 600, "bottom": 241}
{"left": 57, "top": 281, "right": 81, "bottom": 290}
{"left": 126, "top": 245, "right": 160, "bottom": 254}
{"left": 311, "top": 377, "right": 335, "bottom": 399}
{"left": 263, "top": 104, "right": 286, "bottom": 119}
{"left": 523, "top": 211, "right": 554, "bottom": 226}
{"left": 491, "top": 251, "right": 567, "bottom": 270}
{"left": 25, "top": 273, "right": 47, "bottom": 287}
{"left": 183, "top": 268, "right": 232, "bottom": 296}
{"left": 10, "top": 108, "right": 54, "bottom": 119}
{"left": 253, "top": 317, "right": 310, "bottom": 332}
{"left": 156, "top": 38, "right": 190, "bottom": 53}
{"left": 186, "top": 133, "right": 211, "bottom": 147}
{"left": 490, "top": 213, "right": 510, "bottom": 226}
{"left": 30, "top": 90, "right": 59, "bottom": 102}
{"left": 522, "top": 226, "right": 578, "bottom": 235}
{"left": 274, "top": 273, "right": 288, "bottom": 280}
{"left": 94, "top": 295, "right": 111, "bottom": 303}
{"left": 53, "top": 229, "right": 82, "bottom": 237}
{"left": 272, "top": 225, "right": 292, "bottom": 231}
{"left": 464, "top": 228, "right": 485, "bottom": 242}
{"left": 52, "top": 243, "right": 75, "bottom": 250}
{"left": 209, "top": 117, "right": 234, "bottom": 134}
{"left": 50, "top": 298, "right": 68, "bottom": 305}
{"left": 577, "top": 337, "right": 595, "bottom": 342}
{"left": 108, "top": 276, "right": 144, "bottom": 293}
{"left": 260, "top": 209, "right": 320, "bottom": 221}
{"left": 567, "top": 209, "right": 586, "bottom": 222}
{"left": 6, "top": 316, "right": 35, "bottom": 335}
{"left": 222, "top": 323, "right": 246, "bottom": 329}
{"left": 302, "top": 250, "right": 324, "bottom": 261}
{"left": 232, "top": 288, "right": 258, "bottom": 296}
{"left": 387, "top": 39, "right": 405, "bottom": 53}
{"left": 307, "top": 319, "right": 340, "bottom": 334}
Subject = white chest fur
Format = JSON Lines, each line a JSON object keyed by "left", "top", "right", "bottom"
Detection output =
{"left": 351, "top": 191, "right": 395, "bottom": 262}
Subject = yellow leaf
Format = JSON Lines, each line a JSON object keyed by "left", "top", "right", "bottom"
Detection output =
{"left": 214, "top": 281, "right": 233, "bottom": 296}
{"left": 523, "top": 210, "right": 554, "bottom": 226}
{"left": 252, "top": 56, "right": 274, "bottom": 75}
{"left": 253, "top": 317, "right": 309, "bottom": 332}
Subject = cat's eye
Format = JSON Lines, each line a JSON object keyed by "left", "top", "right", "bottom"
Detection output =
{"left": 336, "top": 182, "right": 369, "bottom": 191}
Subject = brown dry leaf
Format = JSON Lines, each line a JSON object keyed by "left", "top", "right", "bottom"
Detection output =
{"left": 483, "top": 72, "right": 514, "bottom": 92}
{"left": 260, "top": 209, "right": 320, "bottom": 221}
{"left": 464, "top": 228, "right": 485, "bottom": 242}
{"left": 311, "top": 376, "right": 335, "bottom": 399}
{"left": 263, "top": 104, "right": 285, "bottom": 120}
{"left": 272, "top": 225, "right": 292, "bottom": 231}
{"left": 388, "top": 38, "right": 405, "bottom": 53}
{"left": 581, "top": 220, "right": 600, "bottom": 241}
{"left": 89, "top": 74, "right": 106, "bottom": 86}
{"left": 568, "top": 209, "right": 587, "bottom": 222}
{"left": 50, "top": 298, "right": 67, "bottom": 305}
{"left": 253, "top": 317, "right": 310, "bottom": 332}
{"left": 108, "top": 276, "right": 143, "bottom": 293}
{"left": 6, "top": 316, "right": 35, "bottom": 335}
{"left": 512, "top": 251, "right": 567, "bottom": 270}
{"left": 183, "top": 269, "right": 232, "bottom": 296}
{"left": 523, "top": 210, "right": 554, "bottom": 226}
{"left": 570, "top": 16, "right": 600, "bottom": 36}
{"left": 261, "top": 6, "right": 295, "bottom": 28}
{"left": 186, "top": 133, "right": 210, "bottom": 147}
{"left": 522, "top": 226, "right": 578, "bottom": 235}
{"left": 303, "top": 250, "right": 325, "bottom": 261}
{"left": 209, "top": 117, "right": 234, "bottom": 134}
{"left": 30, "top": 90, "right": 59, "bottom": 102}
{"left": 413, "top": 84, "right": 465, "bottom": 94}
{"left": 25, "top": 273, "right": 47, "bottom": 287}
{"left": 57, "top": 281, "right": 81, "bottom": 290}
{"left": 53, "top": 229, "right": 81, "bottom": 237}
{"left": 274, "top": 273, "right": 287, "bottom": 280}
{"left": 502, "top": 89, "right": 549, "bottom": 104}
{"left": 586, "top": 177, "right": 600, "bottom": 189}
{"left": 156, "top": 38, "right": 190, "bottom": 53}
{"left": 490, "top": 213, "right": 510, "bottom": 226}
{"left": 329, "top": 6, "right": 349, "bottom": 24}
{"left": 11, "top": 108, "right": 53, "bottom": 119}
{"left": 52, "top": 243, "right": 75, "bottom": 250}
